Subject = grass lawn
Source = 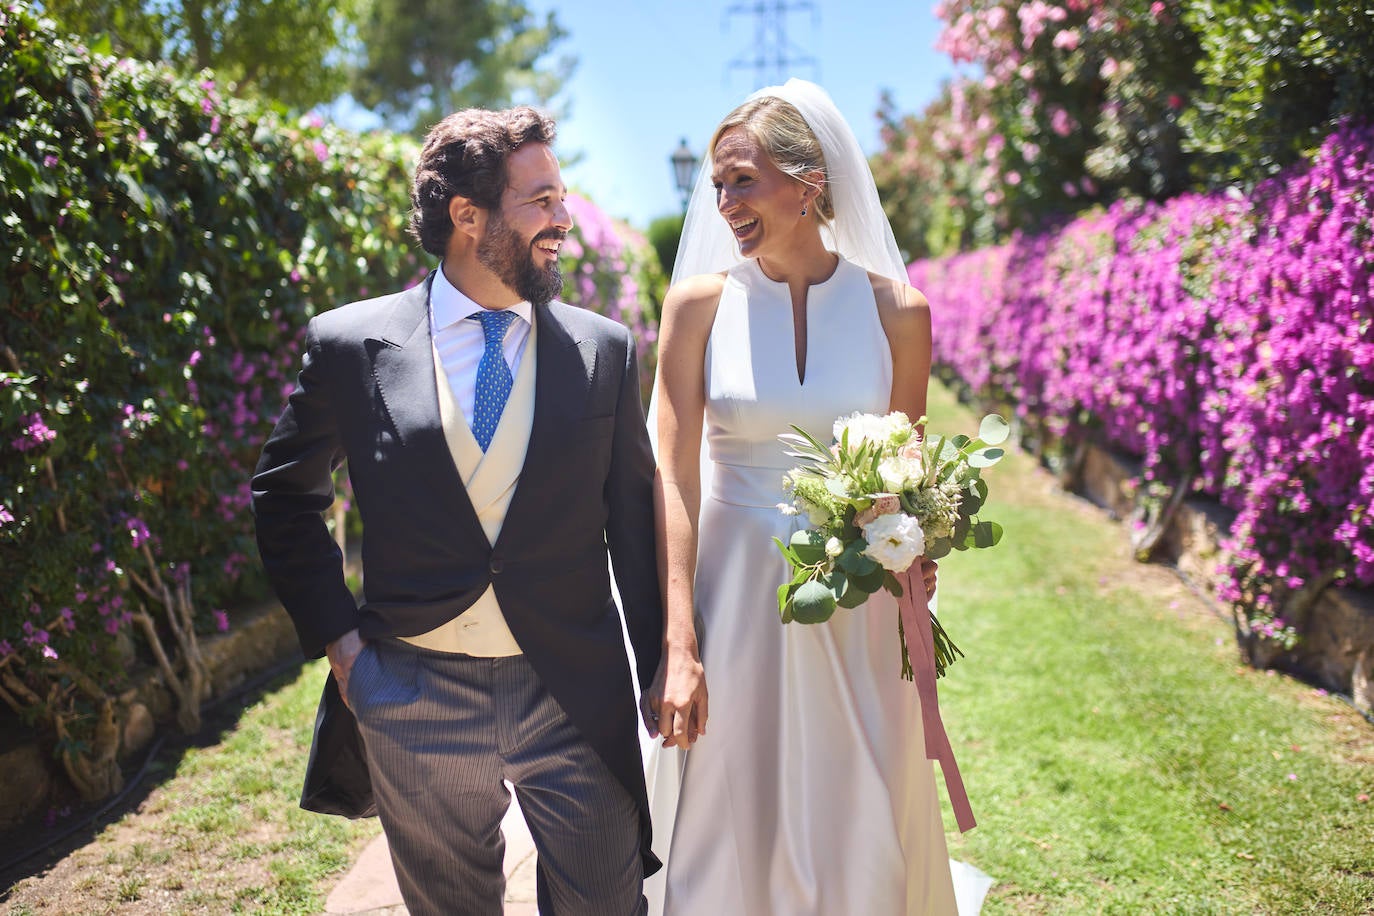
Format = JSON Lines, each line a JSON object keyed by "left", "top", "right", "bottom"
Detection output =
{"left": 3, "top": 659, "right": 380, "bottom": 915}
{"left": 927, "top": 381, "right": 1374, "bottom": 914}
{"left": 5, "top": 378, "right": 1370, "bottom": 914}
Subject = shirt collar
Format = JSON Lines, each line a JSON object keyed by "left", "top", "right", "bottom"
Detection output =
{"left": 429, "top": 264, "right": 533, "bottom": 332}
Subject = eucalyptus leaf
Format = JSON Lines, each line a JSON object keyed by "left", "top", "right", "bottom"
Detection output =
{"left": 837, "top": 585, "right": 868, "bottom": 609}
{"left": 883, "top": 571, "right": 904, "bottom": 596}
{"left": 776, "top": 581, "right": 793, "bottom": 614}
{"left": 969, "top": 447, "right": 1005, "bottom": 468}
{"left": 979, "top": 413, "right": 1011, "bottom": 446}
{"left": 789, "top": 529, "right": 826, "bottom": 565}
{"left": 792, "top": 580, "right": 837, "bottom": 624}
{"left": 972, "top": 520, "right": 1004, "bottom": 548}
{"left": 828, "top": 570, "right": 849, "bottom": 603}
{"left": 838, "top": 549, "right": 879, "bottom": 577}
{"left": 851, "top": 564, "right": 886, "bottom": 593}
{"left": 925, "top": 537, "right": 952, "bottom": 560}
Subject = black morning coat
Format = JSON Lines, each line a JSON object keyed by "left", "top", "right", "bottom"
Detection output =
{"left": 251, "top": 270, "right": 664, "bottom": 876}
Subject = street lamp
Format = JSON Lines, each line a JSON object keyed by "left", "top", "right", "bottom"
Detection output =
{"left": 670, "top": 138, "right": 699, "bottom": 211}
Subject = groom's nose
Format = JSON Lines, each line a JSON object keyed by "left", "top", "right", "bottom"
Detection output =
{"left": 552, "top": 198, "right": 573, "bottom": 232}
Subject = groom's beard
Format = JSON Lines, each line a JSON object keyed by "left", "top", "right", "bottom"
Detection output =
{"left": 477, "top": 210, "right": 565, "bottom": 307}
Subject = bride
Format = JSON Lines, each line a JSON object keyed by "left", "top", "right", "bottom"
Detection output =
{"left": 638, "top": 79, "right": 993, "bottom": 914}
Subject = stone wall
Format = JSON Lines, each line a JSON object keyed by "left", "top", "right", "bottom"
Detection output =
{"left": 1070, "top": 438, "right": 1374, "bottom": 715}
{"left": 0, "top": 597, "right": 303, "bottom": 831}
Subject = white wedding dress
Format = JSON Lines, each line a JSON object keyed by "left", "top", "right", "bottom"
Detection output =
{"left": 642, "top": 257, "right": 988, "bottom": 915}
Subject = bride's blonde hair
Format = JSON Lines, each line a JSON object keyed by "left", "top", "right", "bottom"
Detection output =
{"left": 711, "top": 96, "right": 835, "bottom": 224}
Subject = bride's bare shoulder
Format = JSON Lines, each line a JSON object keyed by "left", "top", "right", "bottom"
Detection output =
{"left": 865, "top": 269, "right": 930, "bottom": 316}
{"left": 662, "top": 271, "right": 729, "bottom": 333}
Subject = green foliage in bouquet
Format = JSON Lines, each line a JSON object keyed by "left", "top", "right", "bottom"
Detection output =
{"left": 772, "top": 412, "right": 1009, "bottom": 678}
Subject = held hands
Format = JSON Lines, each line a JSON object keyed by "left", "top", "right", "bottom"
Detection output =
{"left": 326, "top": 628, "right": 367, "bottom": 711}
{"left": 641, "top": 645, "right": 708, "bottom": 750}
{"left": 920, "top": 557, "right": 939, "bottom": 602}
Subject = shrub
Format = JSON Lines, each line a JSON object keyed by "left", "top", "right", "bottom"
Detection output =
{"left": 910, "top": 120, "right": 1374, "bottom": 656}
{"left": 562, "top": 193, "right": 666, "bottom": 401}
{"left": 0, "top": 0, "right": 661, "bottom": 803}
{"left": 879, "top": 0, "right": 1374, "bottom": 259}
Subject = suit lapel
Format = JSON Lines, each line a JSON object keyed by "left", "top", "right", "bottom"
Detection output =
{"left": 369, "top": 276, "right": 440, "bottom": 449}
{"left": 368, "top": 271, "right": 487, "bottom": 544}
{"left": 497, "top": 303, "right": 596, "bottom": 549}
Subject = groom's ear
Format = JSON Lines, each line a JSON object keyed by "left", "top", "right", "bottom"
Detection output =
{"left": 448, "top": 195, "right": 484, "bottom": 241}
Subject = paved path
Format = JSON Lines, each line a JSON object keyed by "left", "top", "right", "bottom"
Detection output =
{"left": 321, "top": 793, "right": 538, "bottom": 915}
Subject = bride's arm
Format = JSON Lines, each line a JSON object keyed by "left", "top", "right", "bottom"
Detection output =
{"left": 646, "top": 273, "right": 723, "bottom": 750}
{"left": 872, "top": 272, "right": 932, "bottom": 423}
{"left": 874, "top": 273, "right": 938, "bottom": 599}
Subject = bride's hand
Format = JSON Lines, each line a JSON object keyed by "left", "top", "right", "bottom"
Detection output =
{"left": 920, "top": 557, "right": 938, "bottom": 601}
{"left": 641, "top": 645, "right": 708, "bottom": 749}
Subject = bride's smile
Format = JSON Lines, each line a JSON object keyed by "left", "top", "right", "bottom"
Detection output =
{"left": 711, "top": 126, "right": 811, "bottom": 259}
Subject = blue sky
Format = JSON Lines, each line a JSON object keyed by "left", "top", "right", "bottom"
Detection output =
{"left": 523, "top": 1, "right": 959, "bottom": 229}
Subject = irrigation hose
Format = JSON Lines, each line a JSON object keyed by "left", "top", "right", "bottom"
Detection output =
{"left": 0, "top": 653, "right": 306, "bottom": 877}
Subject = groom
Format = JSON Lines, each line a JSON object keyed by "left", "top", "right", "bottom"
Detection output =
{"left": 251, "top": 106, "right": 662, "bottom": 914}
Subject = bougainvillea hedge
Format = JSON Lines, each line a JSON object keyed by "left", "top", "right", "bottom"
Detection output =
{"left": 910, "top": 121, "right": 1374, "bottom": 647}
{"left": 0, "top": 0, "right": 665, "bottom": 788}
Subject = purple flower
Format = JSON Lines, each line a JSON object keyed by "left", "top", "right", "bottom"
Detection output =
{"left": 124, "top": 516, "right": 151, "bottom": 549}
{"left": 213, "top": 610, "right": 229, "bottom": 632}
{"left": 12, "top": 413, "right": 57, "bottom": 452}
{"left": 0, "top": 504, "right": 13, "bottom": 526}
{"left": 909, "top": 120, "right": 1374, "bottom": 625}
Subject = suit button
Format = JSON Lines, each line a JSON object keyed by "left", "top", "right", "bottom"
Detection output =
{"left": 489, "top": 557, "right": 504, "bottom": 575}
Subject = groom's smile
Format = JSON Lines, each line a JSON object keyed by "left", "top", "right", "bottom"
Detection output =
{"left": 475, "top": 142, "right": 573, "bottom": 306}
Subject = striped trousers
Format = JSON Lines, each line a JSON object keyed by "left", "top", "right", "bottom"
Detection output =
{"left": 348, "top": 638, "right": 647, "bottom": 916}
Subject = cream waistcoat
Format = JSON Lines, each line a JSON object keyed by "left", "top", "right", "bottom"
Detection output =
{"left": 400, "top": 312, "right": 538, "bottom": 656}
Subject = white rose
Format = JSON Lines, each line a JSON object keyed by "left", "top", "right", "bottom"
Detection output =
{"left": 878, "top": 455, "right": 924, "bottom": 490}
{"left": 833, "top": 412, "right": 909, "bottom": 447}
{"left": 825, "top": 536, "right": 844, "bottom": 558}
{"left": 860, "top": 512, "right": 925, "bottom": 573}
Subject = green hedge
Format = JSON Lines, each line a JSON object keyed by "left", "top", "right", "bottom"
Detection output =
{"left": 1, "top": 1, "right": 668, "bottom": 802}
{"left": 0, "top": 1, "right": 426, "bottom": 795}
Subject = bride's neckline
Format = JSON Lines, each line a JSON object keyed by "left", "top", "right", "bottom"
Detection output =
{"left": 749, "top": 253, "right": 845, "bottom": 289}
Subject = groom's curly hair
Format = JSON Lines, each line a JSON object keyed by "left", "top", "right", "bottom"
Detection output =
{"left": 409, "top": 107, "right": 558, "bottom": 256}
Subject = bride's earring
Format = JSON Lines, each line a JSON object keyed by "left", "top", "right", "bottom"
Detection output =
{"left": 800, "top": 206, "right": 808, "bottom": 216}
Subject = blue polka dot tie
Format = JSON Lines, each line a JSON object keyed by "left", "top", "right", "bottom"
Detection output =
{"left": 469, "top": 309, "right": 517, "bottom": 451}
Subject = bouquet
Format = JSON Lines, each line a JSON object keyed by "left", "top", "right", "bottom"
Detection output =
{"left": 773, "top": 410, "right": 1008, "bottom": 680}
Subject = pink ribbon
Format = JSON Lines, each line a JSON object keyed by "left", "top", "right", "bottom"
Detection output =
{"left": 899, "top": 568, "right": 977, "bottom": 833}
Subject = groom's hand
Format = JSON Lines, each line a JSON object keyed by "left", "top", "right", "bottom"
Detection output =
{"left": 643, "top": 647, "right": 708, "bottom": 750}
{"left": 326, "top": 628, "right": 367, "bottom": 711}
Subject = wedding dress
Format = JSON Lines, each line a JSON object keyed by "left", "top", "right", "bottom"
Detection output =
{"left": 641, "top": 255, "right": 982, "bottom": 915}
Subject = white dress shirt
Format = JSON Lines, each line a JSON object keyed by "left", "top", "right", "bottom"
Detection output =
{"left": 429, "top": 265, "right": 533, "bottom": 424}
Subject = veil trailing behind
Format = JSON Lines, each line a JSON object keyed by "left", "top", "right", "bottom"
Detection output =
{"left": 638, "top": 79, "right": 994, "bottom": 914}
